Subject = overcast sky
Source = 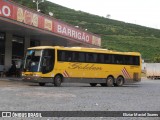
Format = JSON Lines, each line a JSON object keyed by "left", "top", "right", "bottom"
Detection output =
{"left": 47, "top": 0, "right": 160, "bottom": 29}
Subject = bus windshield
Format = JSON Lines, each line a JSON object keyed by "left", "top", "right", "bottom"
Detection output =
{"left": 24, "top": 49, "right": 55, "bottom": 73}
{"left": 24, "top": 50, "right": 42, "bottom": 72}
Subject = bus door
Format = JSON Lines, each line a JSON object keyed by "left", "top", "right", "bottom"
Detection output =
{"left": 41, "top": 49, "right": 55, "bottom": 76}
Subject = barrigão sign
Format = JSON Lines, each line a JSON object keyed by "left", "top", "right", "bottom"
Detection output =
{"left": 0, "top": 0, "right": 101, "bottom": 47}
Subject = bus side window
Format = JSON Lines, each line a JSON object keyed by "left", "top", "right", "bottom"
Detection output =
{"left": 58, "top": 50, "right": 65, "bottom": 61}
{"left": 79, "top": 52, "right": 85, "bottom": 62}
{"left": 104, "top": 54, "right": 111, "bottom": 64}
{"left": 114, "top": 55, "right": 124, "bottom": 64}
{"left": 86, "top": 53, "right": 93, "bottom": 63}
{"left": 73, "top": 52, "right": 79, "bottom": 62}
{"left": 98, "top": 54, "right": 104, "bottom": 63}
{"left": 124, "top": 56, "right": 132, "bottom": 65}
{"left": 133, "top": 56, "right": 140, "bottom": 65}
{"left": 65, "top": 51, "right": 72, "bottom": 62}
{"left": 92, "top": 54, "right": 98, "bottom": 63}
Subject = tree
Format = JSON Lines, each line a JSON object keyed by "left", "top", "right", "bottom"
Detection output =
{"left": 153, "top": 55, "right": 160, "bottom": 63}
{"left": 106, "top": 14, "right": 111, "bottom": 19}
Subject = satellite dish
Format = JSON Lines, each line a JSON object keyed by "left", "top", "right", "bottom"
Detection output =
{"left": 49, "top": 12, "right": 53, "bottom": 16}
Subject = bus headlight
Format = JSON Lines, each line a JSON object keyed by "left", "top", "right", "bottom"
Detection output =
{"left": 22, "top": 73, "right": 26, "bottom": 76}
{"left": 33, "top": 74, "right": 40, "bottom": 77}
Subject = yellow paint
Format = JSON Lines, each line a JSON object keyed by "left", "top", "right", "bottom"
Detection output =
{"left": 23, "top": 46, "right": 141, "bottom": 80}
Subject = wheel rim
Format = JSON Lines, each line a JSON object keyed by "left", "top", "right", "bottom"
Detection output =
{"left": 56, "top": 77, "right": 61, "bottom": 83}
{"left": 54, "top": 75, "right": 62, "bottom": 86}
{"left": 107, "top": 77, "right": 113, "bottom": 87}
{"left": 116, "top": 77, "right": 124, "bottom": 86}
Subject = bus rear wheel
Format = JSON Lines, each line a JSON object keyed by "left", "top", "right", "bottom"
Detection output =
{"left": 115, "top": 76, "right": 124, "bottom": 87}
{"left": 106, "top": 76, "right": 114, "bottom": 87}
{"left": 54, "top": 75, "right": 62, "bottom": 87}
{"left": 39, "top": 83, "right": 45, "bottom": 86}
{"left": 90, "top": 83, "right": 97, "bottom": 87}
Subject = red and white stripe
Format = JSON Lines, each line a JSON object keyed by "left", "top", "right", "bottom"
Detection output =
{"left": 63, "top": 70, "right": 69, "bottom": 77}
{"left": 122, "top": 67, "right": 131, "bottom": 79}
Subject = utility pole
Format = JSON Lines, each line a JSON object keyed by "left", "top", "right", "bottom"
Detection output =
{"left": 33, "top": 0, "right": 44, "bottom": 12}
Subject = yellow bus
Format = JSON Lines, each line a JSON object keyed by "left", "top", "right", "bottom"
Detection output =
{"left": 22, "top": 46, "right": 141, "bottom": 87}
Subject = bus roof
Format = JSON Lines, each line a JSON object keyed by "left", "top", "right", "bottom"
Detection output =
{"left": 28, "top": 46, "right": 141, "bottom": 56}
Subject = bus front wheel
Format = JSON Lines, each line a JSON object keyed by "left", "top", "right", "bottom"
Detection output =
{"left": 106, "top": 76, "right": 114, "bottom": 87}
{"left": 90, "top": 83, "right": 97, "bottom": 87}
{"left": 54, "top": 75, "right": 62, "bottom": 87}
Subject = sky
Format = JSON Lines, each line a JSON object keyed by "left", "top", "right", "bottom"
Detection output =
{"left": 47, "top": 0, "right": 160, "bottom": 29}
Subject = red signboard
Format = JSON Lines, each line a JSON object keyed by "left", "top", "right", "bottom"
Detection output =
{"left": 0, "top": 0, "right": 101, "bottom": 46}
{"left": 0, "top": 0, "right": 13, "bottom": 19}
{"left": 54, "top": 21, "right": 92, "bottom": 44}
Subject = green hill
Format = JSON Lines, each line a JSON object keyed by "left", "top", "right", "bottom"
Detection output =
{"left": 13, "top": 0, "right": 160, "bottom": 62}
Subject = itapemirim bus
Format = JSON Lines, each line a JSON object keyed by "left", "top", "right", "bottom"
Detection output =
{"left": 22, "top": 46, "right": 141, "bottom": 87}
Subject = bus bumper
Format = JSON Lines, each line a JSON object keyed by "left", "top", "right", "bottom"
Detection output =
{"left": 22, "top": 76, "right": 53, "bottom": 83}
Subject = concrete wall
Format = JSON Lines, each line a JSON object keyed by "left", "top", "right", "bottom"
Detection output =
{"left": 24, "top": 36, "right": 30, "bottom": 54}
{"left": 4, "top": 33, "right": 12, "bottom": 71}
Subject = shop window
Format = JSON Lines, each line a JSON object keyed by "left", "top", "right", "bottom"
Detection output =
{"left": 12, "top": 36, "right": 24, "bottom": 59}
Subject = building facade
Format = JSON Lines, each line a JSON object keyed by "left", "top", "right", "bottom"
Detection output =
{"left": 0, "top": 0, "right": 101, "bottom": 71}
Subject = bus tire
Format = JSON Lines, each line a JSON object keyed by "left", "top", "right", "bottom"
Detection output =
{"left": 39, "top": 83, "right": 45, "bottom": 86}
{"left": 100, "top": 83, "right": 107, "bottom": 87}
{"left": 106, "top": 76, "right": 114, "bottom": 87}
{"left": 115, "top": 76, "right": 124, "bottom": 87}
{"left": 90, "top": 83, "right": 97, "bottom": 87}
{"left": 54, "top": 75, "right": 62, "bottom": 87}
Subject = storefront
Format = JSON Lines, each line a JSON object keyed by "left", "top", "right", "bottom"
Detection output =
{"left": 0, "top": 0, "right": 101, "bottom": 72}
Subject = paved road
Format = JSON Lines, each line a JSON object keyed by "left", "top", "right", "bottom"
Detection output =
{"left": 0, "top": 78, "right": 160, "bottom": 120}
